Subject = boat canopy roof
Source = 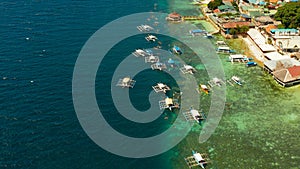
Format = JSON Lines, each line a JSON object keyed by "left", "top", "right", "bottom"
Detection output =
{"left": 190, "top": 109, "right": 200, "bottom": 117}
{"left": 247, "top": 61, "right": 256, "bottom": 65}
{"left": 229, "top": 54, "right": 246, "bottom": 59}
{"left": 184, "top": 65, "right": 194, "bottom": 70}
{"left": 174, "top": 46, "right": 181, "bottom": 51}
{"left": 123, "top": 77, "right": 131, "bottom": 83}
{"left": 148, "top": 35, "right": 156, "bottom": 38}
{"left": 213, "top": 77, "right": 221, "bottom": 82}
{"left": 149, "top": 55, "right": 156, "bottom": 59}
{"left": 190, "top": 29, "right": 205, "bottom": 33}
{"left": 136, "top": 49, "right": 144, "bottom": 52}
{"left": 193, "top": 153, "right": 205, "bottom": 162}
{"left": 157, "top": 83, "right": 165, "bottom": 88}
{"left": 218, "top": 46, "right": 230, "bottom": 50}
{"left": 200, "top": 84, "right": 208, "bottom": 89}
{"left": 165, "top": 98, "right": 173, "bottom": 105}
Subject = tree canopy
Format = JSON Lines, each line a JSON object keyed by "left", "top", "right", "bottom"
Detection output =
{"left": 274, "top": 2, "right": 300, "bottom": 29}
{"left": 208, "top": 0, "right": 224, "bottom": 10}
{"left": 229, "top": 25, "right": 249, "bottom": 35}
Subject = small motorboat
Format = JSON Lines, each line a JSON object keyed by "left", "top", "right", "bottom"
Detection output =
{"left": 246, "top": 61, "right": 257, "bottom": 67}
{"left": 200, "top": 84, "right": 209, "bottom": 94}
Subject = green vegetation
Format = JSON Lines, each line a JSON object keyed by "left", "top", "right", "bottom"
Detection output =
{"left": 208, "top": 0, "right": 224, "bottom": 10}
{"left": 218, "top": 12, "right": 239, "bottom": 18}
{"left": 231, "top": 1, "right": 239, "bottom": 11}
{"left": 274, "top": 2, "right": 300, "bottom": 28}
{"left": 229, "top": 25, "right": 250, "bottom": 35}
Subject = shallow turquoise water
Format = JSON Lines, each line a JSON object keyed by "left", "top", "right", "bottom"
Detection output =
{"left": 167, "top": 0, "right": 300, "bottom": 168}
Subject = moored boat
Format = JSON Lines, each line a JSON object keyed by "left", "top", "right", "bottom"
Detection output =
{"left": 172, "top": 45, "right": 183, "bottom": 55}
{"left": 231, "top": 76, "right": 242, "bottom": 86}
{"left": 137, "top": 24, "right": 154, "bottom": 32}
{"left": 190, "top": 109, "right": 205, "bottom": 123}
{"left": 246, "top": 61, "right": 257, "bottom": 67}
{"left": 192, "top": 150, "right": 208, "bottom": 169}
{"left": 145, "top": 34, "right": 158, "bottom": 42}
{"left": 200, "top": 84, "right": 209, "bottom": 94}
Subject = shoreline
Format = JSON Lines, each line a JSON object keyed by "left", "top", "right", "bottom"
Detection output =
{"left": 164, "top": 0, "right": 300, "bottom": 168}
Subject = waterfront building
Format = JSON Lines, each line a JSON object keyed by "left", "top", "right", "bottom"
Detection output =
{"left": 263, "top": 58, "right": 300, "bottom": 73}
{"left": 272, "top": 65, "right": 300, "bottom": 86}
{"left": 247, "top": 29, "right": 276, "bottom": 58}
{"left": 270, "top": 29, "right": 300, "bottom": 53}
{"left": 166, "top": 12, "right": 182, "bottom": 22}
{"left": 263, "top": 52, "right": 289, "bottom": 61}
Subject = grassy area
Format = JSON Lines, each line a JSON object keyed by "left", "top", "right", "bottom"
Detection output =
{"left": 226, "top": 38, "right": 250, "bottom": 55}
{"left": 225, "top": 38, "right": 264, "bottom": 66}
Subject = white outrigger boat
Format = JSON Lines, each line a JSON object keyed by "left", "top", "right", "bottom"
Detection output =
{"left": 180, "top": 65, "right": 196, "bottom": 74}
{"left": 159, "top": 97, "right": 180, "bottom": 110}
{"left": 132, "top": 49, "right": 151, "bottom": 57}
{"left": 145, "top": 55, "right": 159, "bottom": 63}
{"left": 184, "top": 150, "right": 209, "bottom": 169}
{"left": 145, "top": 34, "right": 158, "bottom": 42}
{"left": 116, "top": 76, "right": 136, "bottom": 88}
{"left": 152, "top": 83, "right": 170, "bottom": 93}
{"left": 137, "top": 24, "right": 154, "bottom": 32}
{"left": 151, "top": 62, "right": 167, "bottom": 71}
{"left": 183, "top": 109, "right": 205, "bottom": 124}
{"left": 231, "top": 76, "right": 242, "bottom": 86}
{"left": 208, "top": 77, "right": 225, "bottom": 87}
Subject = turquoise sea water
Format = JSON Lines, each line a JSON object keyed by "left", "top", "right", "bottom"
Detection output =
{"left": 2, "top": 0, "right": 300, "bottom": 169}
{"left": 167, "top": 0, "right": 300, "bottom": 168}
{"left": 0, "top": 1, "right": 176, "bottom": 169}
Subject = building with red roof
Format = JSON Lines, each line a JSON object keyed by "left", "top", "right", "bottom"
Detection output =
{"left": 166, "top": 12, "right": 182, "bottom": 22}
{"left": 221, "top": 21, "right": 253, "bottom": 34}
{"left": 272, "top": 65, "right": 300, "bottom": 86}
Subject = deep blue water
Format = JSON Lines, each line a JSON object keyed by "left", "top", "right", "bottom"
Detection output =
{"left": 0, "top": 1, "right": 179, "bottom": 169}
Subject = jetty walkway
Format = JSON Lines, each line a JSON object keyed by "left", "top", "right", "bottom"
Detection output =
{"left": 182, "top": 16, "right": 206, "bottom": 21}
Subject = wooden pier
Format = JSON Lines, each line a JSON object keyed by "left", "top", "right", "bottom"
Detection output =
{"left": 182, "top": 16, "right": 206, "bottom": 21}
